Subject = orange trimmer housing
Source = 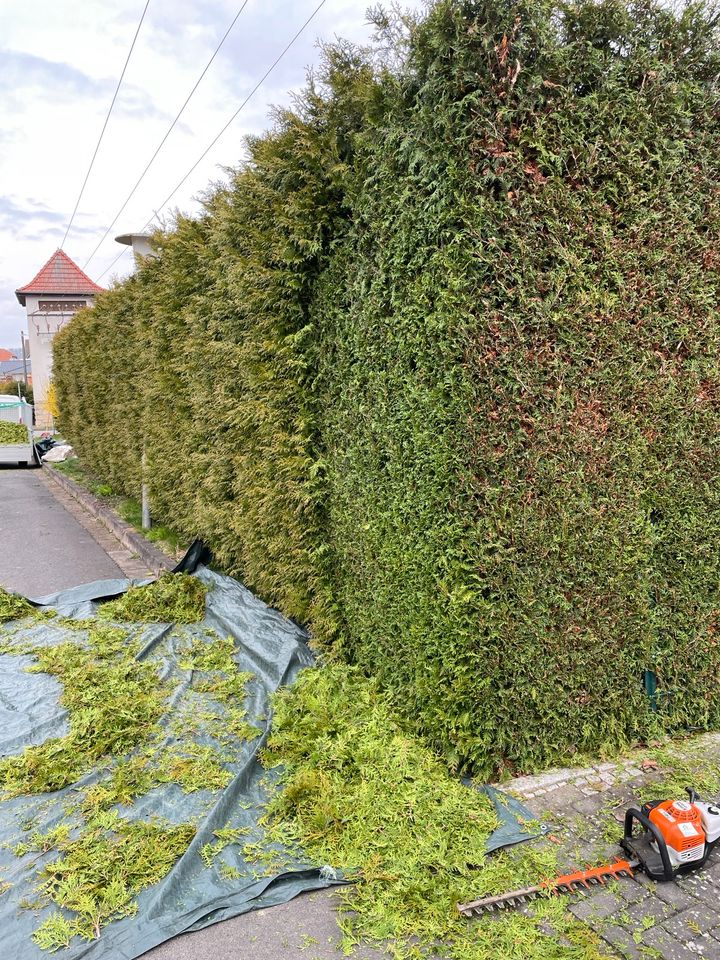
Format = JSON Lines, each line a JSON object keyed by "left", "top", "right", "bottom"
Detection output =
{"left": 647, "top": 799, "right": 705, "bottom": 866}
{"left": 622, "top": 789, "right": 720, "bottom": 881}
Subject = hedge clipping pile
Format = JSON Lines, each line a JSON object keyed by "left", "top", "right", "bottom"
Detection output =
{"left": 263, "top": 662, "right": 606, "bottom": 960}
{"left": 0, "top": 422, "right": 28, "bottom": 444}
{"left": 54, "top": 0, "right": 720, "bottom": 776}
{"left": 0, "top": 588, "right": 35, "bottom": 624}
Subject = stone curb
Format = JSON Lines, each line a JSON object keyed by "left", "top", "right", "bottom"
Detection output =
{"left": 43, "top": 465, "right": 173, "bottom": 577}
{"left": 499, "top": 758, "right": 645, "bottom": 800}
{"left": 499, "top": 732, "right": 720, "bottom": 801}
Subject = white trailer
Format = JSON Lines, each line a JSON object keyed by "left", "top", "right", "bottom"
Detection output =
{"left": 0, "top": 395, "right": 37, "bottom": 467}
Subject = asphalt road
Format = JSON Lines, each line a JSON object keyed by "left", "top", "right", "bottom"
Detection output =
{"left": 0, "top": 466, "right": 123, "bottom": 596}
{"left": 0, "top": 466, "right": 384, "bottom": 960}
{"left": 141, "top": 889, "right": 385, "bottom": 960}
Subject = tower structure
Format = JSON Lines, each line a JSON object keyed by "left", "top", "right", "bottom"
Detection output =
{"left": 16, "top": 250, "right": 104, "bottom": 427}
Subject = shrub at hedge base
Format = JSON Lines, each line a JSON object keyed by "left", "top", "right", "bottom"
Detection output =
{"left": 54, "top": 0, "right": 720, "bottom": 777}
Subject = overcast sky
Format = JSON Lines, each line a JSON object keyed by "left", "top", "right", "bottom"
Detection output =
{"left": 0, "top": 0, "right": 423, "bottom": 349}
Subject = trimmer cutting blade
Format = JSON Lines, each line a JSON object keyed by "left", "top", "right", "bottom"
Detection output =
{"left": 458, "top": 786, "right": 720, "bottom": 917}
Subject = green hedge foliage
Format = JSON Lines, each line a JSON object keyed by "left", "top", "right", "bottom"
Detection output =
{"left": 54, "top": 0, "right": 720, "bottom": 777}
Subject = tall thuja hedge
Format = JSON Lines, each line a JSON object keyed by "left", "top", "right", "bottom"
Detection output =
{"left": 134, "top": 214, "right": 219, "bottom": 540}
{"left": 55, "top": 46, "right": 376, "bottom": 627}
{"left": 55, "top": 0, "right": 720, "bottom": 775}
{"left": 183, "top": 50, "right": 380, "bottom": 622}
{"left": 54, "top": 281, "right": 144, "bottom": 493}
{"left": 312, "top": 0, "right": 720, "bottom": 773}
{"left": 463, "top": 0, "right": 720, "bottom": 768}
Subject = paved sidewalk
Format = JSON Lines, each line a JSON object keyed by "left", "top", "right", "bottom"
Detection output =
{"left": 0, "top": 467, "right": 140, "bottom": 595}
{"left": 514, "top": 742, "right": 720, "bottom": 959}
{"left": 142, "top": 889, "right": 384, "bottom": 960}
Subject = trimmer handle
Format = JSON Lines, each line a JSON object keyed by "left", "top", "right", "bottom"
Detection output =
{"left": 623, "top": 807, "right": 675, "bottom": 881}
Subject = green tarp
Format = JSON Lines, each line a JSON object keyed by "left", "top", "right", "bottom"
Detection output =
{"left": 0, "top": 564, "right": 541, "bottom": 959}
{"left": 0, "top": 567, "right": 342, "bottom": 960}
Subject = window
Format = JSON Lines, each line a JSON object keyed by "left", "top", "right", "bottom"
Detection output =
{"left": 37, "top": 300, "right": 87, "bottom": 312}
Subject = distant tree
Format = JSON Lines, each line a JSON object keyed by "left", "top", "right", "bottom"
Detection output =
{"left": 45, "top": 381, "right": 58, "bottom": 421}
{"left": 0, "top": 379, "right": 33, "bottom": 405}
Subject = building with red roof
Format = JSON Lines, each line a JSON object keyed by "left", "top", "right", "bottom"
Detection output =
{"left": 15, "top": 249, "right": 104, "bottom": 306}
{"left": 15, "top": 250, "right": 105, "bottom": 427}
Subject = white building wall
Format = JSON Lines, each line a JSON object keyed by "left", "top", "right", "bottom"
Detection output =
{"left": 24, "top": 294, "right": 93, "bottom": 429}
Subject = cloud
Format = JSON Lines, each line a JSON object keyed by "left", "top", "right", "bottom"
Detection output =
{"left": 143, "top": 0, "right": 231, "bottom": 48}
{"left": 112, "top": 83, "right": 175, "bottom": 123}
{"left": 0, "top": 126, "right": 23, "bottom": 145}
{"left": 0, "top": 49, "right": 114, "bottom": 100}
{"left": 0, "top": 197, "right": 104, "bottom": 242}
{"left": 0, "top": 196, "right": 63, "bottom": 228}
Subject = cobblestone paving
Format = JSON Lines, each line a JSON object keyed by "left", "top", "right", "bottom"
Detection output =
{"left": 503, "top": 739, "right": 720, "bottom": 958}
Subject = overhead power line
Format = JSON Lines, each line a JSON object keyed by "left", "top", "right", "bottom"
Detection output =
{"left": 95, "top": 245, "right": 133, "bottom": 283}
{"left": 94, "top": 0, "right": 330, "bottom": 285}
{"left": 62, "top": 0, "right": 151, "bottom": 250}
{"left": 83, "top": 0, "right": 251, "bottom": 271}
{"left": 153, "top": 0, "right": 330, "bottom": 214}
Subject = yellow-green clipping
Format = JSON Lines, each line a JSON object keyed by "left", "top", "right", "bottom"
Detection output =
{"left": 0, "top": 421, "right": 27, "bottom": 444}
{"left": 262, "top": 662, "right": 606, "bottom": 960}
{"left": 0, "top": 587, "right": 35, "bottom": 623}
{"left": 98, "top": 573, "right": 206, "bottom": 624}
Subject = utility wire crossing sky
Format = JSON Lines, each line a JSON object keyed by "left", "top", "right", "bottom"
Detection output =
{"left": 0, "top": 0, "right": 422, "bottom": 348}
{"left": 61, "top": 0, "right": 152, "bottom": 250}
{"left": 81, "top": 0, "right": 253, "bottom": 273}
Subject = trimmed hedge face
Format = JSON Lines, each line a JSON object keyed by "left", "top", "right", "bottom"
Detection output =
{"left": 55, "top": 0, "right": 720, "bottom": 776}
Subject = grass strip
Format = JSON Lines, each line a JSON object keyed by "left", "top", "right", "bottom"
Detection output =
{"left": 52, "top": 458, "right": 188, "bottom": 556}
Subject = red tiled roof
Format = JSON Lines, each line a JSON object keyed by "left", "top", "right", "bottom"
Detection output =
{"left": 15, "top": 249, "right": 105, "bottom": 305}
{"left": 0, "top": 349, "right": 15, "bottom": 361}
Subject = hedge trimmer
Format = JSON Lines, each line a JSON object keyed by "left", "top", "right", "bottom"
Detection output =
{"left": 458, "top": 788, "right": 720, "bottom": 916}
